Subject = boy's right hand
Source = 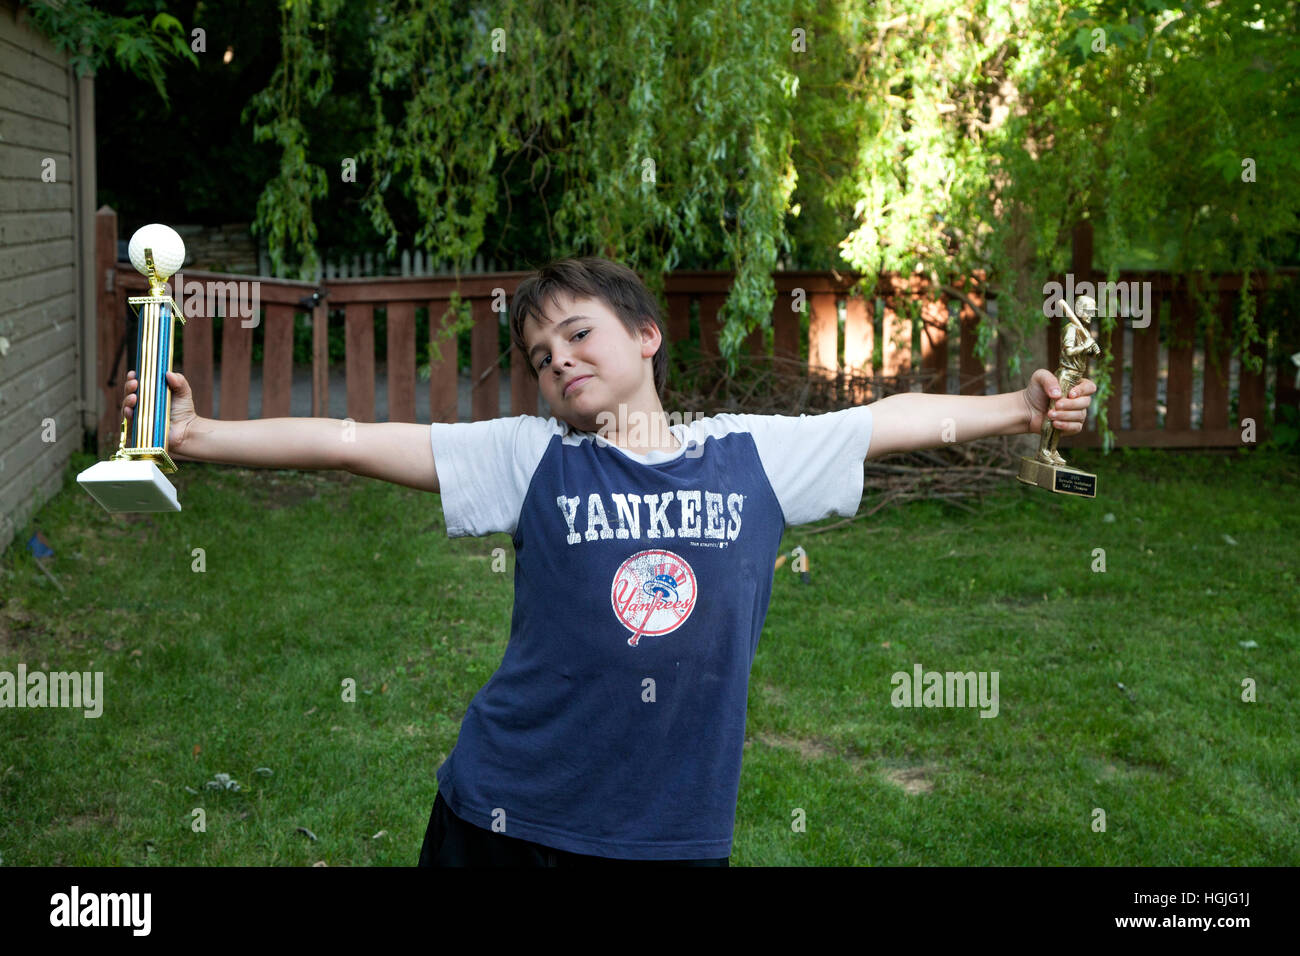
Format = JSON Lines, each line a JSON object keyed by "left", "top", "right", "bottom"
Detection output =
{"left": 123, "top": 369, "right": 199, "bottom": 454}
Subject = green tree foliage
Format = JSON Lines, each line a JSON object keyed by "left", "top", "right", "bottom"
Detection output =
{"left": 244, "top": 0, "right": 1297, "bottom": 381}
{"left": 241, "top": 0, "right": 346, "bottom": 278}
{"left": 358, "top": 0, "right": 803, "bottom": 371}
{"left": 21, "top": 0, "right": 198, "bottom": 106}
{"left": 811, "top": 0, "right": 1298, "bottom": 437}
{"left": 77, "top": 1, "right": 375, "bottom": 255}
{"left": 33, "top": 0, "right": 1300, "bottom": 396}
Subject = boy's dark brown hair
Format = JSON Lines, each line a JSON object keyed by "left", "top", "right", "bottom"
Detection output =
{"left": 509, "top": 257, "right": 668, "bottom": 396}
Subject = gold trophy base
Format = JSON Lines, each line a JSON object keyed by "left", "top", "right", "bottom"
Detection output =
{"left": 118, "top": 447, "right": 177, "bottom": 473}
{"left": 77, "top": 456, "right": 181, "bottom": 513}
{"left": 1017, "top": 457, "right": 1097, "bottom": 498}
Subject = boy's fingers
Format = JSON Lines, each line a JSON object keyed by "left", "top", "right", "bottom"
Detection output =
{"left": 1055, "top": 386, "right": 1097, "bottom": 408}
{"left": 1031, "top": 368, "right": 1059, "bottom": 398}
{"left": 1049, "top": 405, "right": 1086, "bottom": 422}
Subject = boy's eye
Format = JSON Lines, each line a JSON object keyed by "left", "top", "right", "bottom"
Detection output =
{"left": 537, "top": 329, "right": 589, "bottom": 371}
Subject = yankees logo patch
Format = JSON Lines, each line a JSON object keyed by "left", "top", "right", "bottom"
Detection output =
{"left": 610, "top": 549, "right": 697, "bottom": 647}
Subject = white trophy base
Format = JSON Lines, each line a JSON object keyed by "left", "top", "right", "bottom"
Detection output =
{"left": 77, "top": 459, "right": 181, "bottom": 513}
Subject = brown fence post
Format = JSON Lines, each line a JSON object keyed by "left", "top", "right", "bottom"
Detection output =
{"left": 470, "top": 295, "right": 498, "bottom": 421}
{"left": 262, "top": 303, "right": 295, "bottom": 419}
{"left": 918, "top": 277, "right": 948, "bottom": 394}
{"left": 312, "top": 300, "right": 329, "bottom": 418}
{"left": 1164, "top": 279, "right": 1195, "bottom": 432}
{"left": 1130, "top": 294, "right": 1160, "bottom": 433}
{"left": 808, "top": 290, "right": 837, "bottom": 381}
{"left": 954, "top": 272, "right": 986, "bottom": 396}
{"left": 429, "top": 295, "right": 459, "bottom": 424}
{"left": 510, "top": 337, "right": 538, "bottom": 416}
{"left": 218, "top": 290, "right": 254, "bottom": 421}
{"left": 386, "top": 301, "right": 417, "bottom": 423}
{"left": 345, "top": 302, "right": 376, "bottom": 424}
{"left": 880, "top": 275, "right": 910, "bottom": 382}
{"left": 772, "top": 282, "right": 800, "bottom": 366}
{"left": 183, "top": 280, "right": 214, "bottom": 421}
{"left": 94, "top": 206, "right": 120, "bottom": 454}
{"left": 843, "top": 291, "right": 874, "bottom": 405}
{"left": 1201, "top": 286, "right": 1233, "bottom": 433}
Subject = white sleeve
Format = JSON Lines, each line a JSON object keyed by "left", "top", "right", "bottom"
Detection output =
{"left": 730, "top": 406, "right": 873, "bottom": 528}
{"left": 428, "top": 415, "right": 557, "bottom": 538}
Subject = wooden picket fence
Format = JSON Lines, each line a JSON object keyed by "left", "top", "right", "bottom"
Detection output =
{"left": 262, "top": 247, "right": 508, "bottom": 280}
{"left": 95, "top": 208, "right": 1299, "bottom": 455}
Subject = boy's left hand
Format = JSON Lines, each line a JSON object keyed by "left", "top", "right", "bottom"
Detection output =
{"left": 1022, "top": 369, "right": 1098, "bottom": 435}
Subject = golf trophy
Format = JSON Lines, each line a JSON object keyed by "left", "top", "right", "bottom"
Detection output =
{"left": 77, "top": 223, "right": 188, "bottom": 513}
{"left": 1016, "top": 294, "right": 1101, "bottom": 498}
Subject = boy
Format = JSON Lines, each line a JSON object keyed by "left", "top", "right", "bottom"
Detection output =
{"left": 122, "top": 257, "right": 1096, "bottom": 866}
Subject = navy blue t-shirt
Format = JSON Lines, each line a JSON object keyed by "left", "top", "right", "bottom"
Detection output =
{"left": 428, "top": 406, "right": 874, "bottom": 859}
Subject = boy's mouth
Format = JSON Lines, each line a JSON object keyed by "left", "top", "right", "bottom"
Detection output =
{"left": 563, "top": 375, "right": 593, "bottom": 397}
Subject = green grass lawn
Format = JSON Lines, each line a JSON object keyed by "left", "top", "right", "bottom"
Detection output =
{"left": 1, "top": 445, "right": 1297, "bottom": 866}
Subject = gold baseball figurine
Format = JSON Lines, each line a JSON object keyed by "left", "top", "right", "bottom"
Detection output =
{"left": 1017, "top": 294, "right": 1101, "bottom": 498}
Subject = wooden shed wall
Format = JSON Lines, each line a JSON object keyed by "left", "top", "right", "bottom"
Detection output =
{"left": 0, "top": 0, "right": 96, "bottom": 557}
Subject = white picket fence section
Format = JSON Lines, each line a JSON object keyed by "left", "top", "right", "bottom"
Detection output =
{"left": 257, "top": 249, "right": 507, "bottom": 280}
{"left": 257, "top": 251, "right": 800, "bottom": 279}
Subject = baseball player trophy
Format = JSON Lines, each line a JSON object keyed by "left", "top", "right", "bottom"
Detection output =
{"left": 77, "top": 224, "right": 189, "bottom": 513}
{"left": 1016, "top": 294, "right": 1102, "bottom": 498}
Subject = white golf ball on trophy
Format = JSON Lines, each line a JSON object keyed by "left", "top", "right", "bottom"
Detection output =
{"left": 128, "top": 223, "right": 186, "bottom": 293}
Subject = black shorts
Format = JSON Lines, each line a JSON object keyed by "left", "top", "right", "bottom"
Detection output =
{"left": 417, "top": 790, "right": 730, "bottom": 867}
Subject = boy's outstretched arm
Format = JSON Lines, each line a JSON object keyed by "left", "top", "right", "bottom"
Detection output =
{"left": 343, "top": 423, "right": 440, "bottom": 493}
{"left": 127, "top": 370, "right": 440, "bottom": 491}
{"left": 178, "top": 417, "right": 438, "bottom": 492}
{"left": 864, "top": 369, "right": 1098, "bottom": 461}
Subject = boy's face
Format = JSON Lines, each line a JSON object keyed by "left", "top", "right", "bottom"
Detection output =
{"left": 524, "top": 290, "right": 661, "bottom": 430}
